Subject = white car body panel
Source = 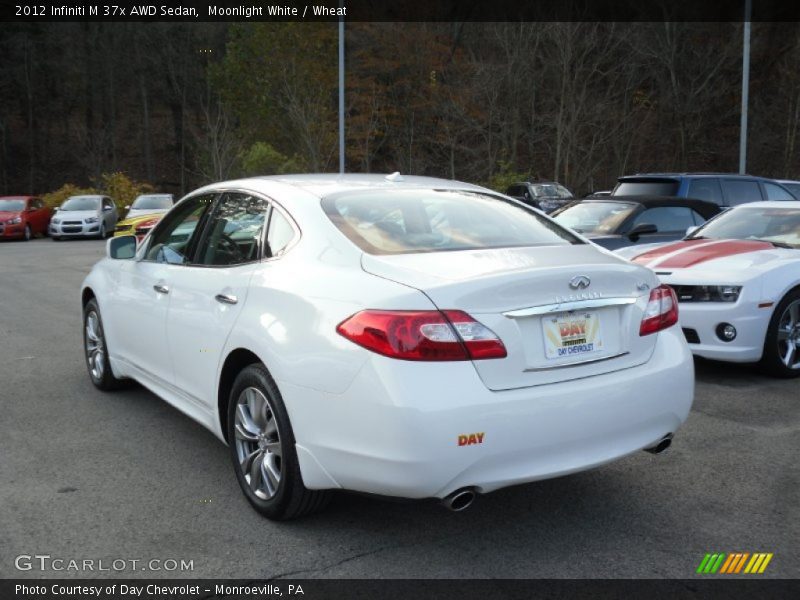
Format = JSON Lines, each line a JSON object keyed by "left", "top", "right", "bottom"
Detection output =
{"left": 82, "top": 174, "right": 694, "bottom": 500}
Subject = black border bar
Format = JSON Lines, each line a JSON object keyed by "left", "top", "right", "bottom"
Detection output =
{"left": 6, "top": 0, "right": 800, "bottom": 23}
{"left": 3, "top": 579, "right": 800, "bottom": 600}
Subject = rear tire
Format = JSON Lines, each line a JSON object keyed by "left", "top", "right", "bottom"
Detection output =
{"left": 227, "top": 363, "right": 330, "bottom": 520}
{"left": 760, "top": 289, "right": 800, "bottom": 378}
{"left": 83, "top": 299, "right": 125, "bottom": 390}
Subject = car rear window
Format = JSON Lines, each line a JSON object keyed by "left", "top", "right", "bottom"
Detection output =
{"left": 322, "top": 189, "right": 581, "bottom": 255}
{"left": 613, "top": 180, "right": 679, "bottom": 196}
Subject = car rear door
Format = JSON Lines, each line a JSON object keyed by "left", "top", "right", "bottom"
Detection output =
{"left": 165, "top": 191, "right": 274, "bottom": 408}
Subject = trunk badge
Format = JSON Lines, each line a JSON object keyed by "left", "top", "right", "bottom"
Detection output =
{"left": 569, "top": 275, "right": 591, "bottom": 289}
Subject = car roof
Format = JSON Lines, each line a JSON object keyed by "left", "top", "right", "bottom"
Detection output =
{"left": 619, "top": 173, "right": 772, "bottom": 180}
{"left": 579, "top": 195, "right": 720, "bottom": 214}
{"left": 731, "top": 200, "right": 800, "bottom": 209}
{"left": 194, "top": 173, "right": 493, "bottom": 199}
{"left": 776, "top": 179, "right": 800, "bottom": 185}
{"left": 0, "top": 195, "right": 35, "bottom": 200}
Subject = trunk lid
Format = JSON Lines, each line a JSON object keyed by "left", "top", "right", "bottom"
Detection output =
{"left": 362, "top": 245, "right": 660, "bottom": 390}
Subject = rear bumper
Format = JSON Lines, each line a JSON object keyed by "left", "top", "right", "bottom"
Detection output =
{"left": 282, "top": 326, "right": 694, "bottom": 499}
{"left": 50, "top": 222, "right": 100, "bottom": 237}
{"left": 678, "top": 301, "right": 771, "bottom": 363}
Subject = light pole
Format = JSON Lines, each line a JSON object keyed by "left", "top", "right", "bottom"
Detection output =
{"left": 739, "top": 0, "right": 751, "bottom": 174}
{"left": 338, "top": 4, "right": 345, "bottom": 174}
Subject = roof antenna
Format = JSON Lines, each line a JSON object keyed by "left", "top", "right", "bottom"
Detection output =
{"left": 385, "top": 172, "right": 404, "bottom": 182}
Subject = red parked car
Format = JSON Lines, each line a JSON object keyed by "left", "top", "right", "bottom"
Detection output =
{"left": 0, "top": 196, "right": 52, "bottom": 240}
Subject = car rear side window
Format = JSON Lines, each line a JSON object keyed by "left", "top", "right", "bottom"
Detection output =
{"left": 266, "top": 208, "right": 296, "bottom": 258}
{"left": 763, "top": 182, "right": 794, "bottom": 201}
{"left": 722, "top": 179, "right": 762, "bottom": 206}
{"left": 630, "top": 206, "right": 697, "bottom": 233}
{"left": 613, "top": 180, "right": 679, "bottom": 196}
{"left": 322, "top": 189, "right": 581, "bottom": 255}
{"left": 687, "top": 178, "right": 723, "bottom": 205}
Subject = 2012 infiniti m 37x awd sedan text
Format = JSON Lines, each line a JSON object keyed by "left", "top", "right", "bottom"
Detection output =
{"left": 81, "top": 174, "right": 694, "bottom": 519}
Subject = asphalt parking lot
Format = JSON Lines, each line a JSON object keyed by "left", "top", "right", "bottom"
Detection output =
{"left": 0, "top": 237, "right": 798, "bottom": 579}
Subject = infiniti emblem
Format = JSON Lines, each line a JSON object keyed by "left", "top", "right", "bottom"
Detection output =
{"left": 569, "top": 275, "right": 591, "bottom": 290}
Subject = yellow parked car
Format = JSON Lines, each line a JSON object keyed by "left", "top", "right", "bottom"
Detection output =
{"left": 114, "top": 212, "right": 164, "bottom": 243}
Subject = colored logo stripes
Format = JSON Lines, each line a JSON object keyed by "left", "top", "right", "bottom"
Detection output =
{"left": 697, "top": 552, "right": 773, "bottom": 574}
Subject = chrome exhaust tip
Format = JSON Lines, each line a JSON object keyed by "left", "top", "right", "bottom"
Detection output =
{"left": 441, "top": 488, "right": 476, "bottom": 512}
{"left": 644, "top": 433, "right": 674, "bottom": 455}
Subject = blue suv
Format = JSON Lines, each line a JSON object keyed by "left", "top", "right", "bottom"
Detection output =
{"left": 612, "top": 173, "right": 796, "bottom": 206}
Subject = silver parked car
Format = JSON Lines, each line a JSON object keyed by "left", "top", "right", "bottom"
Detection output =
{"left": 50, "top": 195, "right": 118, "bottom": 240}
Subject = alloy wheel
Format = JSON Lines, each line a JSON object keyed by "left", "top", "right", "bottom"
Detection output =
{"left": 234, "top": 387, "right": 283, "bottom": 500}
{"left": 85, "top": 311, "right": 105, "bottom": 380}
{"left": 777, "top": 299, "right": 800, "bottom": 369}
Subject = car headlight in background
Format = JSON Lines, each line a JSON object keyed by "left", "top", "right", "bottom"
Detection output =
{"left": 8, "top": 217, "right": 22, "bottom": 224}
{"left": 84, "top": 217, "right": 99, "bottom": 224}
{"left": 670, "top": 285, "right": 742, "bottom": 303}
{"left": 51, "top": 218, "right": 61, "bottom": 224}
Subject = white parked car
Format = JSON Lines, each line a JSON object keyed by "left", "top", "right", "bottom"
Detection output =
{"left": 125, "top": 193, "right": 175, "bottom": 219}
{"left": 617, "top": 201, "right": 800, "bottom": 377}
{"left": 50, "top": 195, "right": 118, "bottom": 240}
{"left": 81, "top": 174, "right": 694, "bottom": 519}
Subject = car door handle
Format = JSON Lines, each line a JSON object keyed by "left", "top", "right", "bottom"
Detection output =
{"left": 215, "top": 293, "right": 238, "bottom": 305}
{"left": 153, "top": 284, "right": 170, "bottom": 295}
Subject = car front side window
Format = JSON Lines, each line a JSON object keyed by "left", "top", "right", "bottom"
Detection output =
{"left": 143, "top": 194, "right": 216, "bottom": 265}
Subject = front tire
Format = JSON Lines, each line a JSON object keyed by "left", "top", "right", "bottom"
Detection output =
{"left": 760, "top": 289, "right": 800, "bottom": 378}
{"left": 98, "top": 222, "right": 106, "bottom": 239}
{"left": 83, "top": 299, "right": 125, "bottom": 390}
{"left": 23, "top": 224, "right": 32, "bottom": 241}
{"left": 227, "top": 364, "right": 330, "bottom": 520}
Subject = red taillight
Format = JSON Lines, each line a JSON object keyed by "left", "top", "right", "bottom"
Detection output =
{"left": 639, "top": 285, "right": 679, "bottom": 336}
{"left": 336, "top": 309, "right": 507, "bottom": 361}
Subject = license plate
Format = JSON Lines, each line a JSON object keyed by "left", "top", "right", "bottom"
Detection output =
{"left": 543, "top": 311, "right": 603, "bottom": 360}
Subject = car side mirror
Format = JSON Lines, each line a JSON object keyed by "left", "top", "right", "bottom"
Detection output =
{"left": 103, "top": 205, "right": 113, "bottom": 212}
{"left": 685, "top": 225, "right": 699, "bottom": 237}
{"left": 124, "top": 205, "right": 130, "bottom": 210}
{"left": 107, "top": 235, "right": 137, "bottom": 259}
{"left": 627, "top": 222, "right": 658, "bottom": 241}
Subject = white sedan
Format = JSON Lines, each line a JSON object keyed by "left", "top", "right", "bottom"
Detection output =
{"left": 617, "top": 201, "right": 800, "bottom": 377}
{"left": 81, "top": 174, "right": 693, "bottom": 519}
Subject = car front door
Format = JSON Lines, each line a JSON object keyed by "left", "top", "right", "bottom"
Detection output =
{"left": 165, "top": 191, "right": 272, "bottom": 408}
{"left": 107, "top": 193, "right": 216, "bottom": 387}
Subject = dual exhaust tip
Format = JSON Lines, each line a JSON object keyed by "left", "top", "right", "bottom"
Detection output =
{"left": 441, "top": 434, "right": 675, "bottom": 511}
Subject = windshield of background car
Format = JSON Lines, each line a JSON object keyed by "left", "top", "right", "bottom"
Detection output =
{"left": 690, "top": 206, "right": 800, "bottom": 248}
{"left": 322, "top": 189, "right": 582, "bottom": 255}
{"left": 553, "top": 201, "right": 636, "bottom": 234}
{"left": 530, "top": 184, "right": 572, "bottom": 198}
{"left": 613, "top": 180, "right": 679, "bottom": 196}
{"left": 0, "top": 200, "right": 25, "bottom": 211}
{"left": 132, "top": 195, "right": 173, "bottom": 210}
{"left": 61, "top": 197, "right": 100, "bottom": 211}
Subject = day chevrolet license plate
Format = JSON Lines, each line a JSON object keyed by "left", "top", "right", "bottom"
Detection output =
{"left": 543, "top": 311, "right": 603, "bottom": 359}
